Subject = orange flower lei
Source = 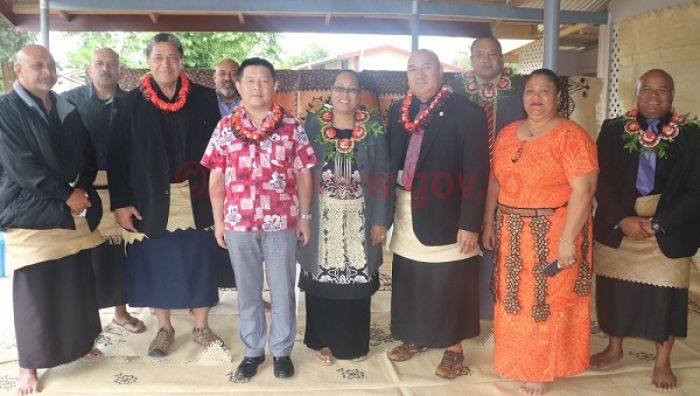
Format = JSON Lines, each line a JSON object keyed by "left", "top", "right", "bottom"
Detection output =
{"left": 230, "top": 104, "right": 284, "bottom": 144}
{"left": 621, "top": 107, "right": 695, "bottom": 158}
{"left": 319, "top": 107, "right": 369, "bottom": 155}
{"left": 140, "top": 71, "right": 191, "bottom": 112}
{"left": 400, "top": 85, "right": 452, "bottom": 134}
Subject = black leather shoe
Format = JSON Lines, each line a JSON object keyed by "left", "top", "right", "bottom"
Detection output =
{"left": 235, "top": 355, "right": 265, "bottom": 380}
{"left": 273, "top": 356, "right": 295, "bottom": 378}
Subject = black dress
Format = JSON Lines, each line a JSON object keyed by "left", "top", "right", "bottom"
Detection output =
{"left": 300, "top": 128, "right": 378, "bottom": 359}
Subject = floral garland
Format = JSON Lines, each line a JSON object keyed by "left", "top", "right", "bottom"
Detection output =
{"left": 620, "top": 107, "right": 699, "bottom": 159}
{"left": 400, "top": 85, "right": 452, "bottom": 134}
{"left": 140, "top": 71, "right": 191, "bottom": 112}
{"left": 230, "top": 103, "right": 284, "bottom": 144}
{"left": 315, "top": 104, "right": 383, "bottom": 160}
{"left": 459, "top": 66, "right": 518, "bottom": 103}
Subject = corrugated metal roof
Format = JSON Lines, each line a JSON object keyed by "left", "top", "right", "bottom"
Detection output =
{"left": 520, "top": 0, "right": 610, "bottom": 12}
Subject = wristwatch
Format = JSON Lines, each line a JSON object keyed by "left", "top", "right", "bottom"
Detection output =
{"left": 300, "top": 213, "right": 312, "bottom": 220}
{"left": 650, "top": 218, "right": 665, "bottom": 233}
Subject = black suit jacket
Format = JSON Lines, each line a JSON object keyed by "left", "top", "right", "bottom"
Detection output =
{"left": 107, "top": 82, "right": 221, "bottom": 238}
{"left": 387, "top": 92, "right": 490, "bottom": 246}
{"left": 594, "top": 117, "right": 700, "bottom": 258}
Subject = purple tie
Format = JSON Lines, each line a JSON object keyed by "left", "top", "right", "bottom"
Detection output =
{"left": 635, "top": 119, "right": 660, "bottom": 196}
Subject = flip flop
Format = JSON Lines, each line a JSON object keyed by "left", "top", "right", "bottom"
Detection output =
{"left": 112, "top": 317, "right": 147, "bottom": 334}
{"left": 317, "top": 347, "right": 335, "bottom": 366}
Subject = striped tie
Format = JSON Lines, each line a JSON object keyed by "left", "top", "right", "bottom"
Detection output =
{"left": 481, "top": 84, "right": 496, "bottom": 161}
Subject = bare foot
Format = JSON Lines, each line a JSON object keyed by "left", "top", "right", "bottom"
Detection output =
{"left": 520, "top": 382, "right": 549, "bottom": 395}
{"left": 82, "top": 348, "right": 103, "bottom": 361}
{"left": 17, "top": 368, "right": 40, "bottom": 395}
{"left": 317, "top": 347, "right": 335, "bottom": 366}
{"left": 652, "top": 365, "right": 677, "bottom": 390}
{"left": 590, "top": 346, "right": 623, "bottom": 369}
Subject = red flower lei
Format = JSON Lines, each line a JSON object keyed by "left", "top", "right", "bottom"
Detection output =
{"left": 400, "top": 85, "right": 452, "bottom": 134}
{"left": 140, "top": 71, "right": 191, "bottom": 112}
{"left": 621, "top": 107, "right": 695, "bottom": 158}
{"left": 319, "top": 107, "right": 370, "bottom": 155}
{"left": 230, "top": 104, "right": 284, "bottom": 144}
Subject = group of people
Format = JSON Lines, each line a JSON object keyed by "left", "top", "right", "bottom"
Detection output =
{"left": 0, "top": 32, "right": 697, "bottom": 396}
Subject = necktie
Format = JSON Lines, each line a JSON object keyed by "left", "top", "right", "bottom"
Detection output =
{"left": 481, "top": 84, "right": 496, "bottom": 162}
{"left": 635, "top": 119, "right": 660, "bottom": 195}
{"left": 401, "top": 103, "right": 427, "bottom": 190}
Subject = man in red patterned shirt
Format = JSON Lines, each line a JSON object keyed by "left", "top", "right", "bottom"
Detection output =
{"left": 201, "top": 57, "right": 316, "bottom": 381}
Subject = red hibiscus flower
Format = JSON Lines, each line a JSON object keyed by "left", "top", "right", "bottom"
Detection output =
{"left": 660, "top": 124, "right": 679, "bottom": 140}
{"left": 352, "top": 125, "right": 367, "bottom": 140}
{"left": 465, "top": 70, "right": 475, "bottom": 78}
{"left": 496, "top": 77, "right": 511, "bottom": 90}
{"left": 322, "top": 125, "right": 336, "bottom": 139}
{"left": 639, "top": 131, "right": 660, "bottom": 147}
{"left": 336, "top": 139, "right": 353, "bottom": 153}
{"left": 625, "top": 120, "right": 641, "bottom": 133}
{"left": 467, "top": 81, "right": 478, "bottom": 92}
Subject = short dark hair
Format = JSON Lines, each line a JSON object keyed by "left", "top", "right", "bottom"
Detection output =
{"left": 470, "top": 34, "right": 502, "bottom": 56}
{"left": 525, "top": 68, "right": 562, "bottom": 92}
{"left": 146, "top": 33, "right": 184, "bottom": 58}
{"left": 333, "top": 69, "right": 361, "bottom": 89}
{"left": 238, "top": 57, "right": 276, "bottom": 80}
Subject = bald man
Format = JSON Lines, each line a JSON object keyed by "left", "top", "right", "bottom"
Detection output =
{"left": 0, "top": 45, "right": 103, "bottom": 394}
{"left": 591, "top": 69, "right": 700, "bottom": 390}
{"left": 63, "top": 48, "right": 147, "bottom": 334}
{"left": 214, "top": 58, "right": 240, "bottom": 116}
{"left": 386, "top": 49, "right": 489, "bottom": 379}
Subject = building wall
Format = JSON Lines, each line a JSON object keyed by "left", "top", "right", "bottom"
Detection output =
{"left": 606, "top": 0, "right": 698, "bottom": 118}
{"left": 359, "top": 52, "right": 409, "bottom": 71}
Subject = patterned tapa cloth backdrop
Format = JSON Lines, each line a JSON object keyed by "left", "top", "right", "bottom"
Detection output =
{"left": 118, "top": 69, "right": 598, "bottom": 132}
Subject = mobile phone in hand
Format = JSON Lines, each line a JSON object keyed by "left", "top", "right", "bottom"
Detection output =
{"left": 542, "top": 260, "right": 562, "bottom": 277}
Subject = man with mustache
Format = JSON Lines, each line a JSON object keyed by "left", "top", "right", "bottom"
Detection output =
{"left": 214, "top": 58, "right": 240, "bottom": 117}
{"left": 0, "top": 45, "right": 103, "bottom": 394}
{"left": 62, "top": 48, "right": 147, "bottom": 335}
{"left": 592, "top": 69, "right": 700, "bottom": 390}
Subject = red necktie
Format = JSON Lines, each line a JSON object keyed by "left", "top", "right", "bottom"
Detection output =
{"left": 401, "top": 104, "right": 428, "bottom": 190}
{"left": 481, "top": 83, "right": 496, "bottom": 161}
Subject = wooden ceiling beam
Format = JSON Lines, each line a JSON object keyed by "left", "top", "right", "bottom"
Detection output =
{"left": 57, "top": 10, "right": 72, "bottom": 22}
{"left": 560, "top": 23, "right": 591, "bottom": 38}
{"left": 148, "top": 12, "right": 159, "bottom": 23}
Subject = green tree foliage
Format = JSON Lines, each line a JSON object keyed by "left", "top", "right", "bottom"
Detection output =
{"left": 280, "top": 42, "right": 331, "bottom": 68}
{"left": 64, "top": 32, "right": 282, "bottom": 69}
{"left": 0, "top": 17, "right": 36, "bottom": 91}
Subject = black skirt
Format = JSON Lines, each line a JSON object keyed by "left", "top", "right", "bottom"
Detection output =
{"left": 13, "top": 249, "right": 102, "bottom": 369}
{"left": 90, "top": 242, "right": 127, "bottom": 309}
{"left": 304, "top": 293, "right": 371, "bottom": 360}
{"left": 391, "top": 255, "right": 480, "bottom": 348}
{"left": 596, "top": 275, "right": 688, "bottom": 342}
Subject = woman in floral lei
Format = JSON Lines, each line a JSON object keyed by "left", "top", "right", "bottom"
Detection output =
{"left": 297, "top": 70, "right": 390, "bottom": 365}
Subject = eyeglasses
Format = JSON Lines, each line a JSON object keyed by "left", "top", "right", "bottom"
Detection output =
{"left": 331, "top": 86, "right": 361, "bottom": 95}
{"left": 511, "top": 141, "right": 527, "bottom": 163}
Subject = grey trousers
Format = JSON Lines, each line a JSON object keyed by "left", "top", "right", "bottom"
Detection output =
{"left": 225, "top": 230, "right": 297, "bottom": 357}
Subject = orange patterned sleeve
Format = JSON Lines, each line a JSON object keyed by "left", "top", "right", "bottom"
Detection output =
{"left": 560, "top": 122, "right": 599, "bottom": 181}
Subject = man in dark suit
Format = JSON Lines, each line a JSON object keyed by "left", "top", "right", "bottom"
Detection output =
{"left": 591, "top": 69, "right": 700, "bottom": 390}
{"left": 385, "top": 49, "right": 489, "bottom": 379}
{"left": 450, "top": 34, "right": 526, "bottom": 321}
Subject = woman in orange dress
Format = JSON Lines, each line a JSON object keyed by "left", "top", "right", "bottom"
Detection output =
{"left": 482, "top": 69, "right": 598, "bottom": 395}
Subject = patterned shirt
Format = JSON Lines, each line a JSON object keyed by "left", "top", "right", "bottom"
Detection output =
{"left": 201, "top": 107, "right": 317, "bottom": 232}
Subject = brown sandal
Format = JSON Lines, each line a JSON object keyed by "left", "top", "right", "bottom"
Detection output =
{"left": 387, "top": 343, "right": 428, "bottom": 362}
{"left": 434, "top": 350, "right": 464, "bottom": 379}
{"left": 148, "top": 327, "right": 175, "bottom": 357}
